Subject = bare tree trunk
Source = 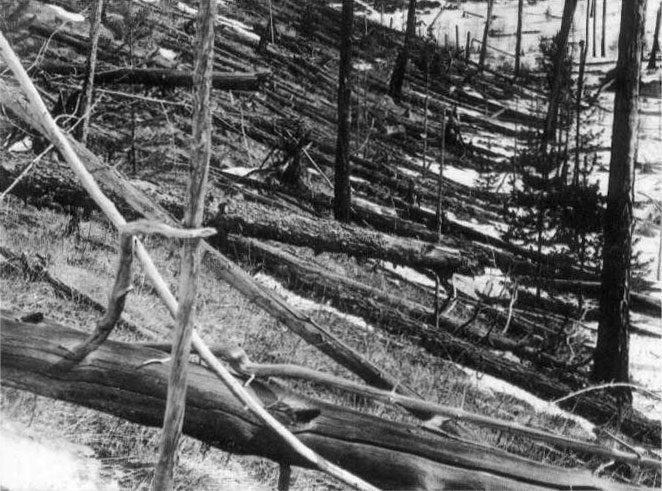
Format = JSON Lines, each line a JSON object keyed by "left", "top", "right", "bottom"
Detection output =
{"left": 78, "top": 0, "right": 104, "bottom": 144}
{"left": 389, "top": 0, "right": 416, "bottom": 100}
{"left": 514, "top": 0, "right": 524, "bottom": 77}
{"left": 601, "top": 0, "right": 607, "bottom": 57}
{"left": 478, "top": 0, "right": 495, "bottom": 69}
{"left": 542, "top": 0, "right": 578, "bottom": 149}
{"left": 152, "top": 0, "right": 216, "bottom": 488}
{"left": 334, "top": 0, "right": 353, "bottom": 222}
{"left": 435, "top": 109, "right": 446, "bottom": 237}
{"left": 574, "top": 40, "right": 587, "bottom": 185}
{"left": 648, "top": 0, "right": 662, "bottom": 69}
{"left": 592, "top": 0, "right": 647, "bottom": 406}
{"left": 592, "top": 0, "right": 597, "bottom": 57}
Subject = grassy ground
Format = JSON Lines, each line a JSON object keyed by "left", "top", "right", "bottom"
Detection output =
{"left": 3, "top": 185, "right": 657, "bottom": 489}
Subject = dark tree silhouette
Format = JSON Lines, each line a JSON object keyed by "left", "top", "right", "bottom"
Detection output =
{"left": 542, "top": 0, "right": 578, "bottom": 149}
{"left": 514, "top": 0, "right": 524, "bottom": 77}
{"left": 334, "top": 0, "right": 353, "bottom": 222}
{"left": 593, "top": 0, "right": 647, "bottom": 404}
{"left": 389, "top": 0, "right": 416, "bottom": 101}
{"left": 648, "top": 0, "right": 662, "bottom": 69}
{"left": 478, "top": 0, "right": 495, "bottom": 69}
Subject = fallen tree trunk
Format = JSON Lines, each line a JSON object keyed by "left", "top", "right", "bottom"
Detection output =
{"left": 222, "top": 235, "right": 662, "bottom": 446}
{"left": 0, "top": 311, "right": 643, "bottom": 491}
{"left": 37, "top": 63, "right": 270, "bottom": 91}
{"left": 0, "top": 79, "right": 426, "bottom": 403}
{"left": 210, "top": 199, "right": 471, "bottom": 277}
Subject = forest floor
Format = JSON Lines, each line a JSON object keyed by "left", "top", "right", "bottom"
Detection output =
{"left": 1, "top": 0, "right": 661, "bottom": 489}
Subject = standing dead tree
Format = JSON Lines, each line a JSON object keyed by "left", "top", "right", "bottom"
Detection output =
{"left": 389, "top": 0, "right": 416, "bottom": 100}
{"left": 152, "top": 0, "right": 216, "bottom": 488}
{"left": 78, "top": 0, "right": 104, "bottom": 144}
{"left": 334, "top": 0, "right": 353, "bottom": 222}
{"left": 648, "top": 0, "right": 662, "bottom": 69}
{"left": 478, "top": 0, "right": 495, "bottom": 70}
{"left": 592, "top": 0, "right": 647, "bottom": 405}
{"left": 542, "top": 0, "right": 578, "bottom": 150}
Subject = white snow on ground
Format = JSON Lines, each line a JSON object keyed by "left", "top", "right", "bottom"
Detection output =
{"left": 381, "top": 263, "right": 437, "bottom": 289}
{"left": 8, "top": 138, "right": 32, "bottom": 153}
{"left": 222, "top": 166, "right": 254, "bottom": 177}
{"left": 353, "top": 196, "right": 398, "bottom": 217}
{"left": 0, "top": 418, "right": 119, "bottom": 491}
{"left": 254, "top": 273, "right": 373, "bottom": 333}
{"left": 446, "top": 211, "right": 504, "bottom": 240}
{"left": 457, "top": 365, "right": 596, "bottom": 438}
{"left": 44, "top": 4, "right": 85, "bottom": 23}
{"left": 157, "top": 47, "right": 178, "bottom": 61}
{"left": 630, "top": 312, "right": 662, "bottom": 420}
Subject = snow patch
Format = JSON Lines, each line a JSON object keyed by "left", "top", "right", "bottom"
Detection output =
{"left": 457, "top": 365, "right": 596, "bottom": 438}
{"left": 8, "top": 137, "right": 32, "bottom": 153}
{"left": 45, "top": 4, "right": 85, "bottom": 23}
{"left": 158, "top": 47, "right": 178, "bottom": 61}
{"left": 0, "top": 418, "right": 119, "bottom": 491}
{"left": 381, "top": 263, "right": 436, "bottom": 289}
{"left": 223, "top": 166, "right": 254, "bottom": 177}
{"left": 254, "top": 273, "right": 373, "bottom": 333}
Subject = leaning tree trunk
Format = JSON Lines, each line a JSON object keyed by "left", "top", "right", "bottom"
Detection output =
{"left": 593, "top": 0, "right": 647, "bottom": 405}
{"left": 334, "top": 0, "right": 353, "bottom": 222}
{"left": 389, "top": 0, "right": 416, "bottom": 101}
{"left": 648, "top": 0, "right": 662, "bottom": 69}
{"left": 542, "top": 0, "right": 578, "bottom": 149}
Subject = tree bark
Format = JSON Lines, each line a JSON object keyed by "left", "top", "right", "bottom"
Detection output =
{"left": 39, "top": 63, "right": 270, "bottom": 91}
{"left": 210, "top": 199, "right": 467, "bottom": 276}
{"left": 514, "top": 0, "right": 524, "bottom": 76}
{"left": 1, "top": 313, "right": 638, "bottom": 491}
{"left": 153, "top": 0, "right": 217, "bottom": 488}
{"left": 78, "top": 0, "right": 104, "bottom": 144}
{"left": 479, "top": 0, "right": 495, "bottom": 69}
{"left": 648, "top": 1, "right": 662, "bottom": 69}
{"left": 389, "top": 0, "right": 417, "bottom": 101}
{"left": 601, "top": 0, "right": 607, "bottom": 57}
{"left": 592, "top": 0, "right": 647, "bottom": 405}
{"left": 334, "top": 0, "right": 353, "bottom": 222}
{"left": 543, "top": 0, "right": 578, "bottom": 149}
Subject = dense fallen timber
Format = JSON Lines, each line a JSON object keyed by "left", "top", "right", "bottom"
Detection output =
{"left": 1, "top": 83, "right": 660, "bottom": 446}
{"left": 36, "top": 63, "right": 271, "bottom": 91}
{"left": 222, "top": 235, "right": 662, "bottom": 446}
{"left": 0, "top": 311, "right": 647, "bottom": 491}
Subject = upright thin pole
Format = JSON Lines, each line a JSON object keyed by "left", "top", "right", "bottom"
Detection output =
{"left": 79, "top": 0, "right": 104, "bottom": 145}
{"left": 600, "top": 0, "right": 607, "bottom": 56}
{"left": 334, "top": 0, "right": 353, "bottom": 222}
{"left": 514, "top": 0, "right": 524, "bottom": 76}
{"left": 574, "top": 40, "right": 587, "bottom": 185}
{"left": 436, "top": 109, "right": 446, "bottom": 238}
{"left": 479, "top": 0, "right": 495, "bottom": 69}
{"left": 585, "top": 0, "right": 591, "bottom": 53}
{"left": 592, "top": 0, "right": 597, "bottom": 57}
{"left": 152, "top": 0, "right": 217, "bottom": 488}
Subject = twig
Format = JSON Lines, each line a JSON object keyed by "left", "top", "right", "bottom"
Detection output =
{"left": 501, "top": 280, "right": 518, "bottom": 334}
{"left": 552, "top": 383, "right": 662, "bottom": 404}
{"left": 302, "top": 145, "right": 333, "bottom": 189}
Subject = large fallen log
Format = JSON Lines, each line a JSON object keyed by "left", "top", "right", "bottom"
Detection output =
{"left": 0, "top": 311, "right": 643, "bottom": 491}
{"left": 37, "top": 63, "right": 271, "bottom": 91}
{"left": 209, "top": 198, "right": 471, "bottom": 277}
{"left": 221, "top": 235, "right": 662, "bottom": 446}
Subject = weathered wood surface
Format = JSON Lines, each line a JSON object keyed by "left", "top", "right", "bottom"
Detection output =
{"left": 222, "top": 235, "right": 662, "bottom": 446}
{"left": 0, "top": 311, "right": 643, "bottom": 491}
{"left": 210, "top": 199, "right": 470, "bottom": 276}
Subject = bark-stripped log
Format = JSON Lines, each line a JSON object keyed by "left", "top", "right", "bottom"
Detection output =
{"left": 0, "top": 311, "right": 643, "bottom": 491}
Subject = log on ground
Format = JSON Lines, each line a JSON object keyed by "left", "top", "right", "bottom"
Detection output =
{"left": 0, "top": 311, "right": 642, "bottom": 491}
